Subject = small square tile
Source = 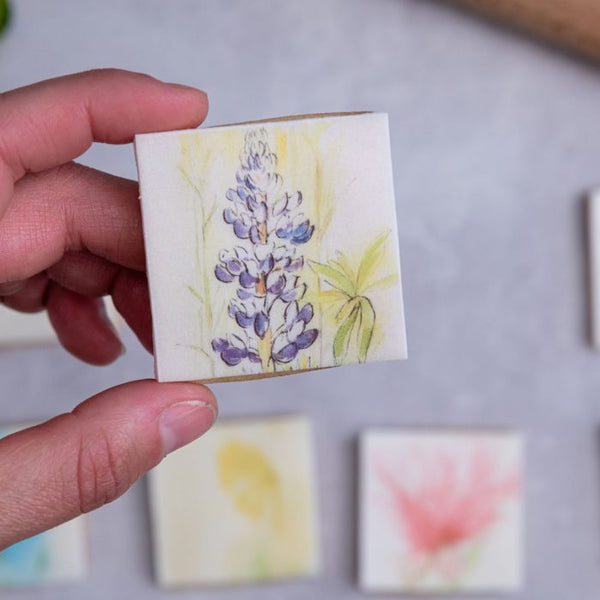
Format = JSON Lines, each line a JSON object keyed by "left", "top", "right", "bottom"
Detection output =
{"left": 149, "top": 414, "right": 320, "bottom": 588}
{"left": 359, "top": 429, "right": 523, "bottom": 593}
{"left": 0, "top": 425, "right": 88, "bottom": 588}
{"left": 135, "top": 112, "right": 406, "bottom": 382}
{"left": 0, "top": 299, "right": 121, "bottom": 349}
{"left": 0, "top": 308, "right": 57, "bottom": 348}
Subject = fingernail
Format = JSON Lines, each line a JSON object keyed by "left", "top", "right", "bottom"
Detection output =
{"left": 167, "top": 83, "right": 207, "bottom": 99}
{"left": 159, "top": 400, "right": 216, "bottom": 455}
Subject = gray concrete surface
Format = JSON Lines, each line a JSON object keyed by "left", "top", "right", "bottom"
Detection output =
{"left": 1, "top": 0, "right": 600, "bottom": 598}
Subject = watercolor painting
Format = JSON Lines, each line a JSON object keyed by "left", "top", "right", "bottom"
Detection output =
{"left": 359, "top": 430, "right": 523, "bottom": 593}
{"left": 135, "top": 112, "right": 406, "bottom": 382}
{"left": 149, "top": 415, "right": 319, "bottom": 588}
{"left": 0, "top": 425, "right": 88, "bottom": 588}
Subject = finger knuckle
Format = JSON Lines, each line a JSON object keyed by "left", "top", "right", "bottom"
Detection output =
{"left": 75, "top": 426, "right": 134, "bottom": 514}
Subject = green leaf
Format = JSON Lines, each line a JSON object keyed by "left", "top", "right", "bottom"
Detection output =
{"left": 356, "top": 230, "right": 390, "bottom": 293}
{"left": 332, "top": 251, "right": 356, "bottom": 283}
{"left": 357, "top": 297, "right": 376, "bottom": 362}
{"left": 336, "top": 297, "right": 360, "bottom": 323}
{"left": 317, "top": 289, "right": 349, "bottom": 304}
{"left": 309, "top": 260, "right": 355, "bottom": 296}
{"left": 187, "top": 285, "right": 204, "bottom": 304}
{"left": 333, "top": 303, "right": 360, "bottom": 363}
{"left": 362, "top": 273, "right": 399, "bottom": 293}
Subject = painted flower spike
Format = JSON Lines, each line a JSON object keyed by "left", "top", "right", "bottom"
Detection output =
{"left": 212, "top": 128, "right": 318, "bottom": 371}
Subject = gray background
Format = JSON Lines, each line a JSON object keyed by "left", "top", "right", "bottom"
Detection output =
{"left": 0, "top": 0, "right": 599, "bottom": 598}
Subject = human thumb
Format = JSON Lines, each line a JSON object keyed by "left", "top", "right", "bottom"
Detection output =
{"left": 0, "top": 379, "right": 216, "bottom": 549}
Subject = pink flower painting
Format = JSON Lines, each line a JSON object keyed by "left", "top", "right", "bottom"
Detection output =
{"left": 360, "top": 430, "right": 523, "bottom": 592}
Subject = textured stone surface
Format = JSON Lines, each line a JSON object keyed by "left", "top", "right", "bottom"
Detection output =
{"left": 1, "top": 0, "right": 600, "bottom": 598}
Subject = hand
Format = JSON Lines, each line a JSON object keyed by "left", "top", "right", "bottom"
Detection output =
{"left": 0, "top": 69, "right": 217, "bottom": 549}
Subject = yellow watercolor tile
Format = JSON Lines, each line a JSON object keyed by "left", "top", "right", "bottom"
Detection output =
{"left": 149, "top": 414, "right": 320, "bottom": 588}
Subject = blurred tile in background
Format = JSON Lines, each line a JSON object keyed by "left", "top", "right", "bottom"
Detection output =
{"left": 149, "top": 414, "right": 320, "bottom": 588}
{"left": 0, "top": 299, "right": 121, "bottom": 350}
{"left": 587, "top": 189, "right": 600, "bottom": 349}
{"left": 0, "top": 424, "right": 88, "bottom": 588}
{"left": 359, "top": 428, "right": 523, "bottom": 593}
{"left": 0, "top": 309, "right": 57, "bottom": 349}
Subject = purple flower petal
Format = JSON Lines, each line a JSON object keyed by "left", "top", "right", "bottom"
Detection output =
{"left": 215, "top": 264, "right": 234, "bottom": 283}
{"left": 239, "top": 270, "right": 257, "bottom": 288}
{"left": 290, "top": 220, "right": 313, "bottom": 245}
{"left": 284, "top": 301, "right": 299, "bottom": 330}
{"left": 247, "top": 194, "right": 260, "bottom": 211}
{"left": 281, "top": 288, "right": 297, "bottom": 302}
{"left": 234, "top": 219, "right": 251, "bottom": 239}
{"left": 221, "top": 346, "right": 247, "bottom": 366}
{"left": 237, "top": 186, "right": 249, "bottom": 201}
{"left": 254, "top": 312, "right": 269, "bottom": 338}
{"left": 223, "top": 207, "right": 237, "bottom": 224}
{"left": 276, "top": 226, "right": 291, "bottom": 240}
{"left": 296, "top": 328, "right": 318, "bottom": 349}
{"left": 258, "top": 255, "right": 274, "bottom": 274}
{"left": 237, "top": 288, "right": 253, "bottom": 300}
{"left": 247, "top": 352, "right": 261, "bottom": 363}
{"left": 235, "top": 311, "right": 254, "bottom": 328}
{"left": 226, "top": 188, "right": 238, "bottom": 202}
{"left": 273, "top": 342, "right": 298, "bottom": 363}
{"left": 249, "top": 225, "right": 261, "bottom": 244}
{"left": 226, "top": 259, "right": 243, "bottom": 275}
{"left": 211, "top": 338, "right": 228, "bottom": 352}
{"left": 285, "top": 257, "right": 304, "bottom": 272}
{"left": 268, "top": 275, "right": 286, "bottom": 295}
{"left": 245, "top": 175, "right": 258, "bottom": 192}
{"left": 288, "top": 318, "right": 305, "bottom": 341}
{"left": 297, "top": 303, "right": 314, "bottom": 324}
{"left": 272, "top": 332, "right": 287, "bottom": 354}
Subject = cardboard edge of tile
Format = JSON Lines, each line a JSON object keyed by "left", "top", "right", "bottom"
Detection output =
{"left": 588, "top": 190, "right": 600, "bottom": 349}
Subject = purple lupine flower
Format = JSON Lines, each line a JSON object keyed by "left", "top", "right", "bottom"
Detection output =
{"left": 212, "top": 128, "right": 318, "bottom": 370}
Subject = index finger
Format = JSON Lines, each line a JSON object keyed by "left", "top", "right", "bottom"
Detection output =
{"left": 0, "top": 68, "right": 208, "bottom": 198}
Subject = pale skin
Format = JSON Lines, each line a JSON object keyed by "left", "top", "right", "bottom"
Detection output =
{"left": 0, "top": 69, "right": 218, "bottom": 549}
